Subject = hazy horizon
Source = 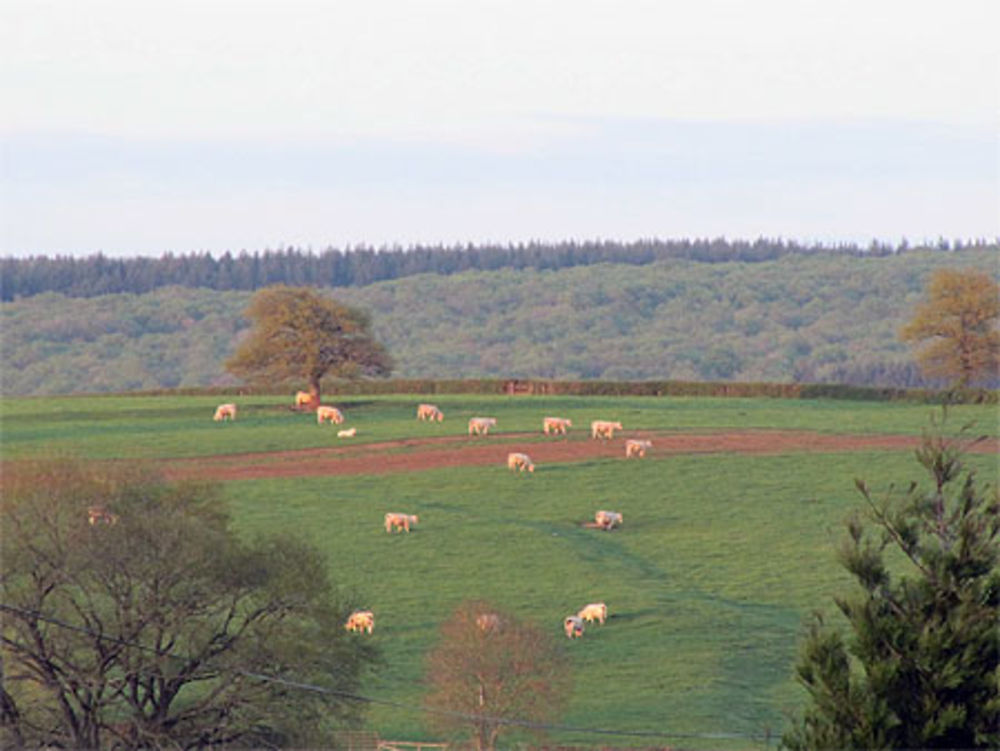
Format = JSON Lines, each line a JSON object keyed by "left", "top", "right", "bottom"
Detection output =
{"left": 3, "top": 0, "right": 997, "bottom": 258}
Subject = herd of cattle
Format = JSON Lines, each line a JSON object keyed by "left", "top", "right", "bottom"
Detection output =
{"left": 212, "top": 395, "right": 649, "bottom": 641}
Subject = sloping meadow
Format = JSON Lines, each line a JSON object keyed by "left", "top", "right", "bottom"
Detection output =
{"left": 3, "top": 393, "right": 997, "bottom": 748}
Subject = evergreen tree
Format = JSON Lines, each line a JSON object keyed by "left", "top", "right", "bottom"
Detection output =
{"left": 784, "top": 416, "right": 1000, "bottom": 749}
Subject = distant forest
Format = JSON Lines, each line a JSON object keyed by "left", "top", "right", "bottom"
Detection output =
{"left": 3, "top": 237, "right": 995, "bottom": 301}
{"left": 3, "top": 248, "right": 998, "bottom": 395}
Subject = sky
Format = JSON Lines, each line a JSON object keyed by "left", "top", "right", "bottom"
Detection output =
{"left": 2, "top": 0, "right": 998, "bottom": 258}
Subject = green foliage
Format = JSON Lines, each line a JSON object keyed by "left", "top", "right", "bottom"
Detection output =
{"left": 783, "top": 418, "right": 1000, "bottom": 749}
{"left": 2, "top": 250, "right": 997, "bottom": 396}
{"left": 0, "top": 458, "right": 378, "bottom": 749}
{"left": 226, "top": 285, "right": 392, "bottom": 401}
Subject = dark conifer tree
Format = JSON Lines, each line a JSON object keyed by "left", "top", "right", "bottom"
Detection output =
{"left": 784, "top": 416, "right": 1000, "bottom": 749}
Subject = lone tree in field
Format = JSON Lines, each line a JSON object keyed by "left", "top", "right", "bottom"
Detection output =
{"left": 0, "top": 458, "right": 378, "bottom": 750}
{"left": 900, "top": 268, "right": 1000, "bottom": 387}
{"left": 424, "top": 600, "right": 571, "bottom": 751}
{"left": 783, "top": 416, "right": 1000, "bottom": 750}
{"left": 227, "top": 285, "right": 392, "bottom": 408}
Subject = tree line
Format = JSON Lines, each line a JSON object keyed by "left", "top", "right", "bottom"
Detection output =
{"left": 3, "top": 237, "right": 996, "bottom": 301}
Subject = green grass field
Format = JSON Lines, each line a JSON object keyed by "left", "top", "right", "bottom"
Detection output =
{"left": 2, "top": 392, "right": 996, "bottom": 460}
{"left": 1, "top": 393, "right": 997, "bottom": 749}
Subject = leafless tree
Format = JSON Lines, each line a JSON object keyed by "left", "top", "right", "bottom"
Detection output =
{"left": 424, "top": 600, "right": 571, "bottom": 751}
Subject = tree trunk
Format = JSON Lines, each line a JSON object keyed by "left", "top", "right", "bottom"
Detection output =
{"left": 308, "top": 377, "right": 321, "bottom": 409}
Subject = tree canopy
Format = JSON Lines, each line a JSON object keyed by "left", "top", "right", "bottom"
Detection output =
{"left": 424, "top": 600, "right": 571, "bottom": 751}
{"left": 226, "top": 285, "right": 392, "bottom": 405}
{"left": 783, "top": 416, "right": 1000, "bottom": 749}
{"left": 900, "top": 268, "right": 1000, "bottom": 387}
{"left": 0, "top": 458, "right": 378, "bottom": 749}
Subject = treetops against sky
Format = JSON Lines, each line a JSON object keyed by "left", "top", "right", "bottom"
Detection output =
{"left": 2, "top": 1, "right": 997, "bottom": 256}
{"left": 3, "top": 238, "right": 997, "bottom": 302}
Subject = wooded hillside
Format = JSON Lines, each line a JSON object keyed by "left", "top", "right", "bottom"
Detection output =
{"left": 2, "top": 249, "right": 996, "bottom": 395}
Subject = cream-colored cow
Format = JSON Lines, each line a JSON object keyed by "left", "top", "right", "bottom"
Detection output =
{"left": 417, "top": 403, "right": 444, "bottom": 421}
{"left": 543, "top": 416, "right": 572, "bottom": 435}
{"left": 384, "top": 512, "right": 419, "bottom": 533}
{"left": 476, "top": 613, "right": 501, "bottom": 632}
{"left": 468, "top": 417, "right": 497, "bottom": 436}
{"left": 317, "top": 406, "right": 345, "bottom": 424}
{"left": 87, "top": 506, "right": 119, "bottom": 526}
{"left": 577, "top": 602, "right": 608, "bottom": 625}
{"left": 337, "top": 427, "right": 357, "bottom": 438}
{"left": 345, "top": 610, "right": 375, "bottom": 634}
{"left": 507, "top": 452, "right": 535, "bottom": 473}
{"left": 563, "top": 615, "right": 585, "bottom": 639}
{"left": 294, "top": 390, "right": 312, "bottom": 407}
{"left": 213, "top": 403, "right": 237, "bottom": 421}
{"left": 590, "top": 420, "right": 623, "bottom": 440}
{"left": 625, "top": 439, "right": 652, "bottom": 458}
{"left": 594, "top": 510, "right": 623, "bottom": 530}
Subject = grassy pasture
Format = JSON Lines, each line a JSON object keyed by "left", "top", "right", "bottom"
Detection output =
{"left": 225, "top": 450, "right": 995, "bottom": 749}
{"left": 1, "top": 393, "right": 996, "bottom": 749}
{"left": 1, "top": 392, "right": 995, "bottom": 460}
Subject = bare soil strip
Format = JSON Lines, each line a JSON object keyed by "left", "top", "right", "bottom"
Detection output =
{"left": 164, "top": 430, "right": 999, "bottom": 482}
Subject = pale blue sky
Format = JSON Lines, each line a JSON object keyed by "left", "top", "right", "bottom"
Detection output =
{"left": 2, "top": 0, "right": 998, "bottom": 257}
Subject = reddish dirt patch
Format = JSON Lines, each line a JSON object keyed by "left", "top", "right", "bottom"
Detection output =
{"left": 162, "top": 430, "right": 998, "bottom": 483}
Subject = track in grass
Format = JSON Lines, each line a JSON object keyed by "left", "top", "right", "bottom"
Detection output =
{"left": 163, "top": 429, "right": 999, "bottom": 481}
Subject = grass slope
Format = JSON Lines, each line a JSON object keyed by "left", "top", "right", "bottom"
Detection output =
{"left": 2, "top": 393, "right": 995, "bottom": 460}
{"left": 2, "top": 394, "right": 996, "bottom": 749}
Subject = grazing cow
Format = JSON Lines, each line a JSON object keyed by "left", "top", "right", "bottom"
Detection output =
{"left": 213, "top": 403, "right": 237, "bottom": 421}
{"left": 417, "top": 403, "right": 444, "bottom": 422}
{"left": 384, "top": 512, "right": 419, "bottom": 533}
{"left": 594, "top": 510, "right": 623, "bottom": 530}
{"left": 563, "top": 615, "right": 585, "bottom": 639}
{"left": 577, "top": 602, "right": 608, "bottom": 625}
{"left": 337, "top": 427, "right": 357, "bottom": 438}
{"left": 507, "top": 452, "right": 535, "bottom": 473}
{"left": 590, "top": 420, "right": 623, "bottom": 440}
{"left": 625, "top": 439, "right": 652, "bottom": 458}
{"left": 468, "top": 417, "right": 497, "bottom": 436}
{"left": 317, "top": 406, "right": 345, "bottom": 424}
{"left": 476, "top": 613, "right": 501, "bottom": 633}
{"left": 294, "top": 390, "right": 312, "bottom": 407}
{"left": 542, "top": 416, "right": 572, "bottom": 435}
{"left": 345, "top": 610, "right": 375, "bottom": 634}
{"left": 87, "top": 506, "right": 118, "bottom": 526}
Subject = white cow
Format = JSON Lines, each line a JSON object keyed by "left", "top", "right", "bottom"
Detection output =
{"left": 468, "top": 417, "right": 497, "bottom": 436}
{"left": 563, "top": 615, "right": 585, "bottom": 639}
{"left": 317, "top": 406, "right": 345, "bottom": 424}
{"left": 590, "top": 420, "right": 623, "bottom": 440}
{"left": 384, "top": 512, "right": 419, "bottom": 533}
{"left": 577, "top": 602, "right": 608, "bottom": 625}
{"left": 594, "top": 510, "right": 624, "bottom": 530}
{"left": 417, "top": 403, "right": 444, "bottom": 421}
{"left": 476, "top": 613, "right": 501, "bottom": 632}
{"left": 213, "top": 403, "right": 237, "bottom": 421}
{"left": 542, "top": 416, "right": 572, "bottom": 435}
{"left": 87, "top": 506, "right": 119, "bottom": 526}
{"left": 625, "top": 439, "right": 652, "bottom": 458}
{"left": 345, "top": 610, "right": 375, "bottom": 634}
{"left": 507, "top": 452, "right": 535, "bottom": 473}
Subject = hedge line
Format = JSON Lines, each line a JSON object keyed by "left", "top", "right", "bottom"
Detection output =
{"left": 121, "top": 379, "right": 997, "bottom": 404}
